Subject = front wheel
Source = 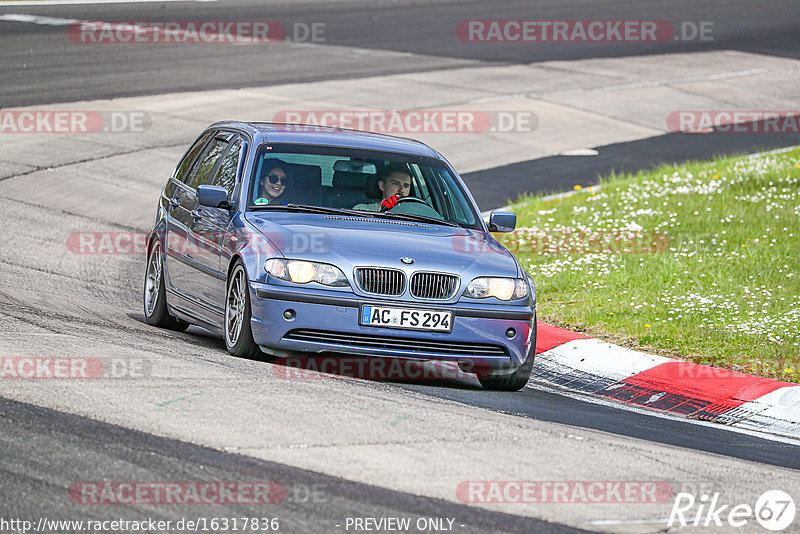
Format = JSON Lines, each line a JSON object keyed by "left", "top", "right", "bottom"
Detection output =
{"left": 478, "top": 317, "right": 537, "bottom": 391}
{"left": 143, "top": 240, "right": 189, "bottom": 331}
{"left": 224, "top": 261, "right": 261, "bottom": 358}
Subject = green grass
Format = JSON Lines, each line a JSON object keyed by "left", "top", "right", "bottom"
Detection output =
{"left": 501, "top": 147, "right": 800, "bottom": 382}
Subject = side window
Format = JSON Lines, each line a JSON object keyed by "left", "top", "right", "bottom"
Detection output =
{"left": 175, "top": 131, "right": 213, "bottom": 184}
{"left": 409, "top": 165, "right": 430, "bottom": 201}
{"left": 187, "top": 137, "right": 230, "bottom": 190}
{"left": 212, "top": 139, "right": 242, "bottom": 196}
{"left": 427, "top": 167, "right": 475, "bottom": 226}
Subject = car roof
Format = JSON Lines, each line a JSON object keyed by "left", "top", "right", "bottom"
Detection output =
{"left": 210, "top": 121, "right": 441, "bottom": 158}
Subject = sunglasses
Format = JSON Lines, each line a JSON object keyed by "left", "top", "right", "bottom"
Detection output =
{"left": 266, "top": 173, "right": 289, "bottom": 186}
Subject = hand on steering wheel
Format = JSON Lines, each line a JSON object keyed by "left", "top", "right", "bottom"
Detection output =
{"left": 380, "top": 195, "right": 430, "bottom": 212}
{"left": 380, "top": 194, "right": 401, "bottom": 211}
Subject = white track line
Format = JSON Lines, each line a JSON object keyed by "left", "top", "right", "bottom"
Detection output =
{"left": 0, "top": 13, "right": 270, "bottom": 44}
{"left": 0, "top": 13, "right": 77, "bottom": 24}
{"left": 0, "top": 0, "right": 214, "bottom": 6}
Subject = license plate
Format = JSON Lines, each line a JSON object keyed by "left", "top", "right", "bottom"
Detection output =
{"left": 360, "top": 305, "right": 453, "bottom": 333}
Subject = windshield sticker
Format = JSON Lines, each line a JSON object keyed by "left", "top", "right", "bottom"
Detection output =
{"left": 254, "top": 197, "right": 270, "bottom": 205}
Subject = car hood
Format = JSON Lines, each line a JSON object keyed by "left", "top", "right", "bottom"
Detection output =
{"left": 244, "top": 212, "right": 520, "bottom": 278}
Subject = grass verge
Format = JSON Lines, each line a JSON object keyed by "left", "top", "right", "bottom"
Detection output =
{"left": 500, "top": 147, "right": 800, "bottom": 382}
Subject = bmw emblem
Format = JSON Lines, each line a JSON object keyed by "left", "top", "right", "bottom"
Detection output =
{"left": 400, "top": 257, "right": 414, "bottom": 265}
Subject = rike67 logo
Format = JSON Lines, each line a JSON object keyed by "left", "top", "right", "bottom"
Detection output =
{"left": 669, "top": 490, "right": 796, "bottom": 531}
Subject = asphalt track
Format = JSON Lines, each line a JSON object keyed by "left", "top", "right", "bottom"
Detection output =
{"left": 1, "top": 0, "right": 800, "bottom": 106}
{"left": 401, "top": 380, "right": 800, "bottom": 471}
{"left": 0, "top": 397, "right": 581, "bottom": 534}
{"left": 1, "top": 1, "right": 800, "bottom": 532}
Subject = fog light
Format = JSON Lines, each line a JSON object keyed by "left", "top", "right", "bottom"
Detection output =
{"left": 505, "top": 328, "right": 516, "bottom": 339}
{"left": 457, "top": 361, "right": 474, "bottom": 373}
{"left": 283, "top": 309, "right": 295, "bottom": 320}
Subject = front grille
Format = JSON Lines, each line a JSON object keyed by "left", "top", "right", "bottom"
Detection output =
{"left": 355, "top": 267, "right": 405, "bottom": 296}
{"left": 284, "top": 329, "right": 508, "bottom": 357}
{"left": 410, "top": 272, "right": 459, "bottom": 299}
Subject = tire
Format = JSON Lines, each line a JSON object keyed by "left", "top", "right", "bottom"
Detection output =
{"left": 478, "top": 316, "right": 537, "bottom": 391}
{"left": 224, "top": 260, "right": 261, "bottom": 358}
{"left": 143, "top": 240, "right": 189, "bottom": 331}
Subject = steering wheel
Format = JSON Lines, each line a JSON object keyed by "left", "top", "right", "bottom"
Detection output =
{"left": 379, "top": 196, "right": 430, "bottom": 212}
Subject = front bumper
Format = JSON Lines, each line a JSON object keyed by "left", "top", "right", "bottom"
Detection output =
{"left": 250, "top": 283, "right": 535, "bottom": 371}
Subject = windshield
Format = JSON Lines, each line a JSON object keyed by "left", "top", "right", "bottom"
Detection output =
{"left": 247, "top": 143, "right": 482, "bottom": 229}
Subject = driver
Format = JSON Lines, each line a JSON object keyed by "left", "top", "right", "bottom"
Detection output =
{"left": 353, "top": 163, "right": 412, "bottom": 211}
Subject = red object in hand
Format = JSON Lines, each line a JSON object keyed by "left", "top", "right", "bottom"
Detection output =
{"left": 381, "top": 194, "right": 401, "bottom": 210}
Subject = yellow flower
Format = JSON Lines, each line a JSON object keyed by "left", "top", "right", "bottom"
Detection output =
{"left": 785, "top": 368, "right": 795, "bottom": 374}
{"left": 741, "top": 244, "right": 747, "bottom": 247}
{"left": 574, "top": 185, "right": 582, "bottom": 191}
{"left": 587, "top": 186, "right": 593, "bottom": 191}
{"left": 713, "top": 174, "right": 720, "bottom": 179}
{"left": 644, "top": 324, "right": 651, "bottom": 328}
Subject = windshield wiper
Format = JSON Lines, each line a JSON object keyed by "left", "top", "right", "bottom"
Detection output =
{"left": 374, "top": 211, "right": 460, "bottom": 227}
{"left": 249, "top": 204, "right": 372, "bottom": 217}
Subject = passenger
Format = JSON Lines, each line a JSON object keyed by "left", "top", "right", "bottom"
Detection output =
{"left": 353, "top": 163, "right": 412, "bottom": 211}
{"left": 256, "top": 159, "right": 291, "bottom": 205}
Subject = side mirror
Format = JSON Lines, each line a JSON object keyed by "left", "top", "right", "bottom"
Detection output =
{"left": 488, "top": 210, "right": 516, "bottom": 233}
{"left": 197, "top": 185, "right": 232, "bottom": 209}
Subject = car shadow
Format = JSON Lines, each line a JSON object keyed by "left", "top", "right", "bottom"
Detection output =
{"left": 129, "top": 312, "right": 483, "bottom": 389}
{"left": 128, "top": 312, "right": 227, "bottom": 348}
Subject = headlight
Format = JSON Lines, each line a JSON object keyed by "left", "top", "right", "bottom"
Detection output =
{"left": 464, "top": 277, "right": 528, "bottom": 301}
{"left": 264, "top": 259, "right": 349, "bottom": 287}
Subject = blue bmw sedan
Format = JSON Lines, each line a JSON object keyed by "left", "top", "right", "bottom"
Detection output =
{"left": 144, "top": 122, "right": 536, "bottom": 390}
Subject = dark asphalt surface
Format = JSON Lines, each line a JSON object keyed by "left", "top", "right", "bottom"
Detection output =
{"left": 401, "top": 380, "right": 800, "bottom": 472}
{"left": 0, "top": 396, "right": 584, "bottom": 534}
{"left": 259, "top": 354, "right": 800, "bottom": 470}
{"left": 464, "top": 126, "right": 800, "bottom": 209}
